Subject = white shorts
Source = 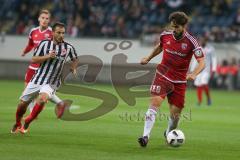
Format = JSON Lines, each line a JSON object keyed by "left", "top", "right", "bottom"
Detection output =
{"left": 194, "top": 72, "right": 210, "bottom": 86}
{"left": 20, "top": 82, "right": 61, "bottom": 104}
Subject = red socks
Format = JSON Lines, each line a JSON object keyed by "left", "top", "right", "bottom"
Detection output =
{"left": 25, "top": 103, "right": 44, "bottom": 124}
{"left": 16, "top": 104, "right": 28, "bottom": 126}
{"left": 202, "top": 85, "right": 210, "bottom": 101}
{"left": 197, "top": 85, "right": 211, "bottom": 105}
{"left": 197, "top": 86, "right": 203, "bottom": 104}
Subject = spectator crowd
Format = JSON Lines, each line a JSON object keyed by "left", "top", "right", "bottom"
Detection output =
{"left": 1, "top": 0, "right": 240, "bottom": 42}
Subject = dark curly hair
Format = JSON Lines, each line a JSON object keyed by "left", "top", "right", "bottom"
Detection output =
{"left": 169, "top": 11, "right": 189, "bottom": 26}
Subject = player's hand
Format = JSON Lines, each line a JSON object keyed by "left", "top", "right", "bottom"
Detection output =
{"left": 140, "top": 57, "right": 150, "bottom": 65}
{"left": 21, "top": 52, "right": 26, "bottom": 57}
{"left": 72, "top": 69, "right": 77, "bottom": 78}
{"left": 48, "top": 50, "right": 56, "bottom": 59}
{"left": 186, "top": 73, "right": 196, "bottom": 81}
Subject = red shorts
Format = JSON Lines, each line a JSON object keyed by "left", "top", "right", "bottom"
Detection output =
{"left": 150, "top": 73, "right": 187, "bottom": 109}
{"left": 24, "top": 67, "right": 36, "bottom": 83}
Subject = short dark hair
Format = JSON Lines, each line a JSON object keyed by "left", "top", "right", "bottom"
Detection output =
{"left": 52, "top": 22, "right": 65, "bottom": 31}
{"left": 169, "top": 11, "right": 189, "bottom": 26}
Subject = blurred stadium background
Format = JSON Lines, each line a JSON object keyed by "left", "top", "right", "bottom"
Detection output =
{"left": 0, "top": 0, "right": 240, "bottom": 89}
{"left": 0, "top": 1, "right": 240, "bottom": 160}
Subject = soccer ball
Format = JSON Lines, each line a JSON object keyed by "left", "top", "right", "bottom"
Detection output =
{"left": 166, "top": 129, "right": 185, "bottom": 147}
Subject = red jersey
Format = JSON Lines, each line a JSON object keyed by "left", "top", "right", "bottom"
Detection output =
{"left": 23, "top": 26, "right": 52, "bottom": 70}
{"left": 157, "top": 31, "right": 204, "bottom": 83}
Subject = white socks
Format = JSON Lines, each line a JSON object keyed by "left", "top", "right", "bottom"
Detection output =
{"left": 142, "top": 107, "right": 180, "bottom": 138}
{"left": 143, "top": 108, "right": 157, "bottom": 138}
{"left": 166, "top": 116, "right": 179, "bottom": 134}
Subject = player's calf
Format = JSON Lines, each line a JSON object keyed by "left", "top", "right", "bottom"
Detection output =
{"left": 36, "top": 93, "right": 49, "bottom": 106}
{"left": 22, "top": 93, "right": 48, "bottom": 132}
{"left": 11, "top": 100, "right": 29, "bottom": 134}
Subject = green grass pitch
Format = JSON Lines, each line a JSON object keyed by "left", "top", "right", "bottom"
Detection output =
{"left": 0, "top": 80, "right": 239, "bottom": 160}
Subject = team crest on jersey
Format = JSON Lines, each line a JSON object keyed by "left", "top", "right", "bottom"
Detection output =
{"left": 181, "top": 43, "right": 187, "bottom": 50}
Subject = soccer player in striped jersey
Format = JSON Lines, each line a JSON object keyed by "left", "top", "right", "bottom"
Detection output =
{"left": 11, "top": 22, "right": 79, "bottom": 134}
{"left": 138, "top": 12, "right": 205, "bottom": 147}
{"left": 21, "top": 9, "right": 64, "bottom": 113}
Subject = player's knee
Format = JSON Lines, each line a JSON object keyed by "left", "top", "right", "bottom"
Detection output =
{"left": 19, "top": 100, "right": 30, "bottom": 109}
{"left": 37, "top": 94, "right": 48, "bottom": 105}
{"left": 20, "top": 100, "right": 27, "bottom": 105}
{"left": 151, "top": 96, "right": 163, "bottom": 107}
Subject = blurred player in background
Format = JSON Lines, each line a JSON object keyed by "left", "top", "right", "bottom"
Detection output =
{"left": 191, "top": 37, "right": 217, "bottom": 106}
{"left": 21, "top": 9, "right": 64, "bottom": 113}
{"left": 22, "top": 9, "right": 52, "bottom": 86}
{"left": 138, "top": 11, "right": 205, "bottom": 147}
{"left": 11, "top": 22, "right": 78, "bottom": 134}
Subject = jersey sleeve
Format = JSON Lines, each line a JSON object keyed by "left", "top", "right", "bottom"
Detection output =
{"left": 68, "top": 45, "right": 78, "bottom": 61}
{"left": 23, "top": 29, "right": 35, "bottom": 54}
{"left": 33, "top": 40, "right": 47, "bottom": 56}
{"left": 158, "top": 30, "right": 173, "bottom": 47}
{"left": 193, "top": 47, "right": 204, "bottom": 59}
{"left": 48, "top": 27, "right": 53, "bottom": 39}
{"left": 158, "top": 31, "right": 168, "bottom": 47}
{"left": 23, "top": 38, "right": 34, "bottom": 54}
{"left": 192, "top": 39, "right": 204, "bottom": 59}
{"left": 28, "top": 28, "right": 33, "bottom": 39}
{"left": 186, "top": 33, "right": 205, "bottom": 59}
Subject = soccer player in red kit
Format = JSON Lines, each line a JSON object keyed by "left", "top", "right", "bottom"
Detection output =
{"left": 138, "top": 11, "right": 205, "bottom": 147}
{"left": 22, "top": 9, "right": 52, "bottom": 86}
{"left": 21, "top": 10, "right": 57, "bottom": 113}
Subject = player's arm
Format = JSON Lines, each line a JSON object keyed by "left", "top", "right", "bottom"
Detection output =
{"left": 69, "top": 45, "right": 79, "bottom": 77}
{"left": 70, "top": 58, "right": 79, "bottom": 77}
{"left": 32, "top": 50, "right": 56, "bottom": 63}
{"left": 21, "top": 38, "right": 34, "bottom": 56}
{"left": 187, "top": 57, "right": 205, "bottom": 81}
{"left": 140, "top": 43, "right": 162, "bottom": 65}
{"left": 31, "top": 41, "right": 56, "bottom": 63}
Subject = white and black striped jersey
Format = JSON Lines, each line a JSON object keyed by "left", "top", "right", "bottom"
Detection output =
{"left": 30, "top": 39, "right": 77, "bottom": 89}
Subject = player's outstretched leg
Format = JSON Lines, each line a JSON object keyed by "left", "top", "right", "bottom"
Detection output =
{"left": 11, "top": 100, "right": 30, "bottom": 133}
{"left": 19, "top": 93, "right": 48, "bottom": 134}
{"left": 50, "top": 94, "right": 70, "bottom": 119}
{"left": 138, "top": 96, "right": 163, "bottom": 147}
{"left": 138, "top": 107, "right": 157, "bottom": 147}
{"left": 55, "top": 100, "right": 72, "bottom": 119}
